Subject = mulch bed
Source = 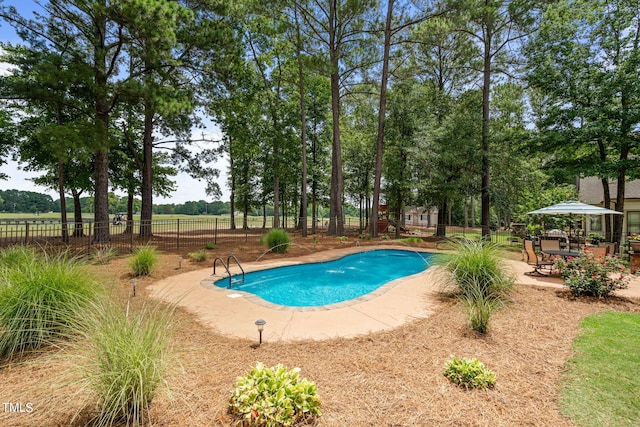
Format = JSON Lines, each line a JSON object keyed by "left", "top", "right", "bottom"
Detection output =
{"left": 1, "top": 233, "right": 638, "bottom": 426}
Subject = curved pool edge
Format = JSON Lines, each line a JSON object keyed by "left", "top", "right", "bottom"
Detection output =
{"left": 200, "top": 247, "right": 434, "bottom": 312}
{"left": 147, "top": 245, "right": 443, "bottom": 342}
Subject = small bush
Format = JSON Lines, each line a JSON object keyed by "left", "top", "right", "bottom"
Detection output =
{"left": 188, "top": 249, "right": 208, "bottom": 263}
{"left": 444, "top": 356, "right": 496, "bottom": 389}
{"left": 0, "top": 251, "right": 102, "bottom": 359}
{"left": 92, "top": 246, "right": 117, "bottom": 265}
{"left": 437, "top": 240, "right": 514, "bottom": 298}
{"left": 0, "top": 245, "right": 39, "bottom": 270}
{"left": 358, "top": 233, "right": 371, "bottom": 240}
{"left": 460, "top": 283, "right": 503, "bottom": 333}
{"left": 436, "top": 240, "right": 513, "bottom": 334}
{"left": 77, "top": 300, "right": 175, "bottom": 427}
{"left": 380, "top": 234, "right": 390, "bottom": 240}
{"left": 337, "top": 236, "right": 348, "bottom": 243}
{"left": 264, "top": 229, "right": 291, "bottom": 254}
{"left": 128, "top": 246, "right": 158, "bottom": 276}
{"left": 205, "top": 242, "right": 216, "bottom": 250}
{"left": 229, "top": 362, "right": 321, "bottom": 426}
{"left": 398, "top": 237, "right": 422, "bottom": 244}
{"left": 554, "top": 251, "right": 630, "bottom": 297}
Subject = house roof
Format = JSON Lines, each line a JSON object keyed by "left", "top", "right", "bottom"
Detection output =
{"left": 579, "top": 177, "right": 640, "bottom": 204}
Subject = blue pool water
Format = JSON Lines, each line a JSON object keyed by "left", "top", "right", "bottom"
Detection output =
{"left": 214, "top": 249, "right": 433, "bottom": 307}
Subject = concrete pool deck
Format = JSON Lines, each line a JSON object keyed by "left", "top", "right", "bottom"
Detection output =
{"left": 147, "top": 246, "right": 640, "bottom": 343}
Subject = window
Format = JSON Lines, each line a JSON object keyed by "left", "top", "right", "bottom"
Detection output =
{"left": 405, "top": 214, "right": 411, "bottom": 221}
{"left": 628, "top": 211, "right": 640, "bottom": 234}
{"left": 420, "top": 214, "right": 428, "bottom": 221}
{"left": 590, "top": 215, "right": 602, "bottom": 232}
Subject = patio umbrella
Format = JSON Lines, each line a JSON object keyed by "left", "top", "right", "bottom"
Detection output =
{"left": 528, "top": 201, "right": 622, "bottom": 240}
{"left": 527, "top": 201, "right": 622, "bottom": 216}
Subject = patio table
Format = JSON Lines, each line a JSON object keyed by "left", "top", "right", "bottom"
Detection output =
{"left": 542, "top": 249, "right": 581, "bottom": 259}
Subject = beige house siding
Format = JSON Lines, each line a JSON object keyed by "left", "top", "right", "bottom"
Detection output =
{"left": 404, "top": 207, "right": 438, "bottom": 227}
{"left": 579, "top": 177, "right": 640, "bottom": 239}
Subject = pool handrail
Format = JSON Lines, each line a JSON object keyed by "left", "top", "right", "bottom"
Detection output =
{"left": 227, "top": 253, "right": 245, "bottom": 285}
{"left": 213, "top": 255, "right": 245, "bottom": 288}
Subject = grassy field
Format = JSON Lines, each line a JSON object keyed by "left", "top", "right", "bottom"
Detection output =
{"left": 560, "top": 311, "right": 640, "bottom": 426}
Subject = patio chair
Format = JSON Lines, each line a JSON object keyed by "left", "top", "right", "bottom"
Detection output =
{"left": 540, "top": 239, "right": 561, "bottom": 259}
{"left": 523, "top": 240, "right": 555, "bottom": 276}
{"left": 598, "top": 242, "right": 616, "bottom": 255}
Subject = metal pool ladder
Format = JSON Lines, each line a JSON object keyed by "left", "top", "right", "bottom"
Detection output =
{"left": 213, "top": 254, "right": 245, "bottom": 288}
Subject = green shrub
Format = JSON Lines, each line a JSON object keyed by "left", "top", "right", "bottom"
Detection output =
{"left": 437, "top": 240, "right": 513, "bottom": 334}
{"left": 358, "top": 233, "right": 371, "bottom": 240}
{"left": 128, "top": 246, "right": 159, "bottom": 276}
{"left": 554, "top": 251, "right": 630, "bottom": 297}
{"left": 92, "top": 246, "right": 117, "bottom": 265}
{"left": 229, "top": 362, "right": 321, "bottom": 426}
{"left": 460, "top": 283, "right": 503, "bottom": 333}
{"left": 264, "top": 229, "right": 291, "bottom": 254}
{"left": 0, "top": 251, "right": 102, "bottom": 359}
{"left": 437, "top": 240, "right": 514, "bottom": 298}
{"left": 205, "top": 242, "right": 216, "bottom": 250}
{"left": 0, "top": 245, "right": 39, "bottom": 270}
{"left": 337, "top": 236, "right": 348, "bottom": 243}
{"left": 78, "top": 300, "right": 175, "bottom": 427}
{"left": 188, "top": 249, "right": 208, "bottom": 262}
{"left": 398, "top": 237, "right": 422, "bottom": 244}
{"left": 444, "top": 356, "right": 496, "bottom": 389}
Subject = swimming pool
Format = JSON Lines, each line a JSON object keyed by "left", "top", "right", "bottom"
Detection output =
{"left": 213, "top": 249, "right": 434, "bottom": 307}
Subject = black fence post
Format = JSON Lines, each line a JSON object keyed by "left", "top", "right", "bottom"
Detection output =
{"left": 176, "top": 219, "right": 180, "bottom": 251}
{"left": 214, "top": 218, "right": 218, "bottom": 245}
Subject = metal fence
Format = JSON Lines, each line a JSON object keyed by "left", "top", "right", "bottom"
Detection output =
{"left": 0, "top": 217, "right": 369, "bottom": 255}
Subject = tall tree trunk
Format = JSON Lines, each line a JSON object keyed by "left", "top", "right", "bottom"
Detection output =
{"left": 139, "top": 98, "right": 154, "bottom": 237}
{"left": 57, "top": 158, "right": 69, "bottom": 243}
{"left": 328, "top": 1, "right": 344, "bottom": 236}
{"left": 229, "top": 138, "right": 236, "bottom": 230}
{"left": 480, "top": 7, "right": 492, "bottom": 237}
{"left": 295, "top": 6, "right": 308, "bottom": 237}
{"left": 92, "top": 4, "right": 110, "bottom": 244}
{"left": 370, "top": 0, "right": 394, "bottom": 238}
{"left": 125, "top": 191, "right": 134, "bottom": 235}
{"left": 72, "top": 189, "right": 84, "bottom": 237}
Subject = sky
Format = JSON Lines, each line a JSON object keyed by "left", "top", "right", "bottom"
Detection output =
{"left": 0, "top": 0, "right": 231, "bottom": 204}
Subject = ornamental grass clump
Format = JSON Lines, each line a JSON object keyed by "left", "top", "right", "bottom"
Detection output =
{"left": 264, "top": 229, "right": 291, "bottom": 254}
{"left": 77, "top": 300, "right": 176, "bottom": 427}
{"left": 0, "top": 249, "right": 102, "bottom": 359}
{"left": 554, "top": 250, "right": 630, "bottom": 297}
{"left": 188, "top": 249, "right": 208, "bottom": 262}
{"left": 229, "top": 362, "right": 321, "bottom": 426}
{"left": 444, "top": 356, "right": 496, "bottom": 389}
{"left": 128, "top": 246, "right": 159, "bottom": 276}
{"left": 436, "top": 240, "right": 513, "bottom": 333}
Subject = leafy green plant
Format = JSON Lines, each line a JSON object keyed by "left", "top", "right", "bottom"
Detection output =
{"left": 398, "top": 237, "right": 422, "bottom": 244}
{"left": 0, "top": 245, "right": 39, "bottom": 269}
{"left": 205, "top": 242, "right": 216, "bottom": 250}
{"left": 188, "top": 249, "right": 208, "bottom": 262}
{"left": 0, "top": 251, "right": 102, "bottom": 358}
{"left": 380, "top": 234, "right": 390, "bottom": 240}
{"left": 264, "top": 229, "right": 291, "bottom": 254}
{"left": 229, "top": 362, "right": 321, "bottom": 426}
{"left": 554, "top": 251, "right": 630, "bottom": 297}
{"left": 92, "top": 246, "right": 117, "bottom": 265}
{"left": 337, "top": 236, "right": 348, "bottom": 243}
{"left": 76, "top": 300, "right": 175, "bottom": 427}
{"left": 444, "top": 356, "right": 496, "bottom": 389}
{"left": 358, "top": 233, "right": 371, "bottom": 240}
{"left": 437, "top": 240, "right": 513, "bottom": 333}
{"left": 437, "top": 240, "right": 514, "bottom": 298}
{"left": 128, "top": 246, "right": 159, "bottom": 276}
{"left": 459, "top": 283, "right": 503, "bottom": 334}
